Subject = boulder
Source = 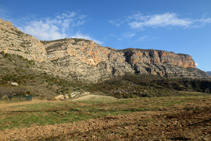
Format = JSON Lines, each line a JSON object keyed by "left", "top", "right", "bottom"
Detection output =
{"left": 11, "top": 82, "right": 19, "bottom": 86}
{"left": 70, "top": 91, "right": 80, "bottom": 98}
{"left": 55, "top": 95, "right": 65, "bottom": 100}
{"left": 81, "top": 92, "right": 90, "bottom": 96}
{"left": 64, "top": 94, "right": 69, "bottom": 99}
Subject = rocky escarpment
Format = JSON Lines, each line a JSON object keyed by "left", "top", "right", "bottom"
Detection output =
{"left": 42, "top": 38, "right": 209, "bottom": 82}
{"left": 0, "top": 18, "right": 210, "bottom": 82}
{"left": 122, "top": 49, "right": 195, "bottom": 75}
{"left": 0, "top": 18, "right": 47, "bottom": 62}
{"left": 42, "top": 38, "right": 134, "bottom": 81}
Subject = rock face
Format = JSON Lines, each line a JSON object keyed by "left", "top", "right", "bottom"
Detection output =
{"left": 42, "top": 38, "right": 209, "bottom": 81}
{"left": 0, "top": 18, "right": 47, "bottom": 62}
{"left": 42, "top": 38, "right": 134, "bottom": 81}
{"left": 0, "top": 18, "right": 210, "bottom": 82}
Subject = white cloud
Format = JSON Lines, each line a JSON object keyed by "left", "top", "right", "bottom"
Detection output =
{"left": 197, "top": 18, "right": 211, "bottom": 23}
{"left": 192, "top": 18, "right": 211, "bottom": 28}
{"left": 21, "top": 21, "right": 66, "bottom": 40}
{"left": 195, "top": 63, "right": 199, "bottom": 67}
{"left": 17, "top": 11, "right": 87, "bottom": 40}
{"left": 110, "top": 12, "right": 211, "bottom": 29}
{"left": 70, "top": 32, "right": 103, "bottom": 45}
{"left": 128, "top": 13, "right": 192, "bottom": 29}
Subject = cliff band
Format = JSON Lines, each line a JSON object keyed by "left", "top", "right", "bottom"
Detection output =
{"left": 0, "top": 18, "right": 210, "bottom": 82}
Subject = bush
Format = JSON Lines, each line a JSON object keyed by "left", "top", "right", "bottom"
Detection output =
{"left": 204, "top": 88, "right": 210, "bottom": 93}
{"left": 4, "top": 53, "right": 9, "bottom": 58}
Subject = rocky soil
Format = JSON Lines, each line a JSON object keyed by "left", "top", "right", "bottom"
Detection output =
{"left": 0, "top": 97, "right": 211, "bottom": 140}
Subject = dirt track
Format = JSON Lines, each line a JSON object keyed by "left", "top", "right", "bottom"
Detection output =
{"left": 1, "top": 98, "right": 211, "bottom": 140}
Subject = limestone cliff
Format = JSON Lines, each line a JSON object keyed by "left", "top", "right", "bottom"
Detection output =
{"left": 0, "top": 18, "right": 47, "bottom": 62}
{"left": 0, "top": 18, "right": 210, "bottom": 82}
{"left": 42, "top": 38, "right": 209, "bottom": 81}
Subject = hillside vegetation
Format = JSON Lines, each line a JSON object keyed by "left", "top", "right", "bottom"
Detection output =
{"left": 90, "top": 73, "right": 211, "bottom": 98}
{"left": 0, "top": 52, "right": 89, "bottom": 99}
{"left": 0, "top": 52, "right": 210, "bottom": 100}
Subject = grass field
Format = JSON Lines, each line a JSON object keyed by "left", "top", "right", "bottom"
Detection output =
{"left": 0, "top": 92, "right": 211, "bottom": 140}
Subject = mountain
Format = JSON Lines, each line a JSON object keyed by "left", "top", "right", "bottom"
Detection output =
{"left": 42, "top": 38, "right": 210, "bottom": 82}
{"left": 0, "top": 18, "right": 210, "bottom": 82}
{"left": 0, "top": 19, "right": 47, "bottom": 62}
{"left": 0, "top": 18, "right": 211, "bottom": 98}
{"left": 207, "top": 71, "right": 211, "bottom": 76}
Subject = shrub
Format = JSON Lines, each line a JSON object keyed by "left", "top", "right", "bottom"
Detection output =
{"left": 204, "top": 88, "right": 210, "bottom": 93}
{"left": 4, "top": 53, "right": 9, "bottom": 58}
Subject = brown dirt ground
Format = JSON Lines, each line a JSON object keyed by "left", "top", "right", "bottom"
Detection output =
{"left": 0, "top": 99, "right": 211, "bottom": 140}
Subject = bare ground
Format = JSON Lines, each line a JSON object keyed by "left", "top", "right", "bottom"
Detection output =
{"left": 0, "top": 98, "right": 211, "bottom": 140}
{"left": 71, "top": 94, "right": 117, "bottom": 101}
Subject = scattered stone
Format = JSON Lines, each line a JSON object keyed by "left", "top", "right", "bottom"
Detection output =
{"left": 81, "top": 92, "right": 90, "bottom": 96}
{"left": 68, "top": 91, "right": 91, "bottom": 99}
{"left": 11, "top": 82, "right": 19, "bottom": 86}
{"left": 70, "top": 91, "right": 81, "bottom": 98}
{"left": 64, "top": 94, "right": 69, "bottom": 99}
{"left": 55, "top": 95, "right": 65, "bottom": 100}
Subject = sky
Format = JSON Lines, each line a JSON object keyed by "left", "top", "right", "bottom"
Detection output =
{"left": 0, "top": 0, "right": 211, "bottom": 71}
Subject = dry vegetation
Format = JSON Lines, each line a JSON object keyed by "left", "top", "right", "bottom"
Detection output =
{"left": 0, "top": 92, "right": 211, "bottom": 140}
{"left": 1, "top": 53, "right": 211, "bottom": 140}
{"left": 0, "top": 53, "right": 211, "bottom": 100}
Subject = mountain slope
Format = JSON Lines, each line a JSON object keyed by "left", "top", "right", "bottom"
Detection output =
{"left": 0, "top": 18, "right": 47, "bottom": 62}
{"left": 0, "top": 18, "right": 210, "bottom": 82}
{"left": 42, "top": 38, "right": 210, "bottom": 81}
{"left": 207, "top": 71, "right": 211, "bottom": 76}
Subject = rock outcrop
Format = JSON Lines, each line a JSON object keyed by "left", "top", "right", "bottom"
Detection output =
{"left": 0, "top": 18, "right": 210, "bottom": 82}
{"left": 42, "top": 38, "right": 209, "bottom": 81}
{"left": 0, "top": 18, "right": 47, "bottom": 62}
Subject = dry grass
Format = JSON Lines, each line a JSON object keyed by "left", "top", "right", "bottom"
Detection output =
{"left": 0, "top": 92, "right": 211, "bottom": 140}
{"left": 71, "top": 94, "right": 117, "bottom": 101}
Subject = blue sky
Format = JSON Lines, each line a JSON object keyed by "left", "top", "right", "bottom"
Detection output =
{"left": 0, "top": 0, "right": 211, "bottom": 71}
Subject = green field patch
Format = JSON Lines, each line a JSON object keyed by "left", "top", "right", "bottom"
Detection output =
{"left": 0, "top": 94, "right": 211, "bottom": 131}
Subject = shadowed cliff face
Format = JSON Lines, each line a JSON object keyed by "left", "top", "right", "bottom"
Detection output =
{"left": 0, "top": 18, "right": 210, "bottom": 82}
